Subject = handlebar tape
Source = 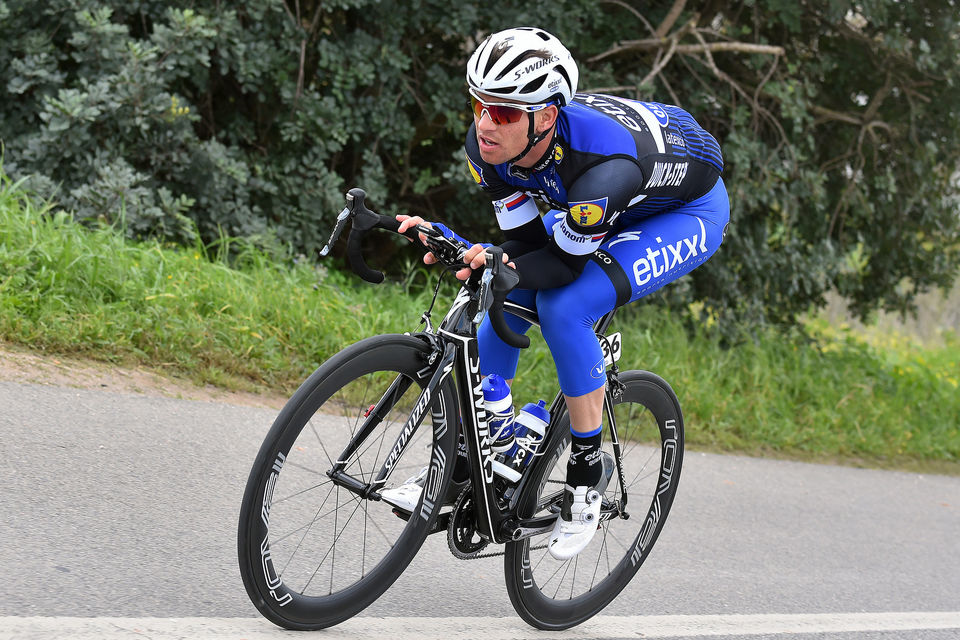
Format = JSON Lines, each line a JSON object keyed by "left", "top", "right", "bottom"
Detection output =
{"left": 484, "top": 247, "right": 530, "bottom": 350}
{"left": 344, "top": 188, "right": 419, "bottom": 283}
{"left": 342, "top": 188, "right": 528, "bottom": 349}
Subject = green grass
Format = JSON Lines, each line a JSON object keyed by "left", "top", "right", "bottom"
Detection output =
{"left": 0, "top": 170, "right": 441, "bottom": 392}
{"left": 2, "top": 171, "right": 958, "bottom": 473}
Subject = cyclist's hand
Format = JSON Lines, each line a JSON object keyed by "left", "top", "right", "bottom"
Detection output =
{"left": 457, "top": 244, "right": 514, "bottom": 281}
{"left": 395, "top": 215, "right": 437, "bottom": 265}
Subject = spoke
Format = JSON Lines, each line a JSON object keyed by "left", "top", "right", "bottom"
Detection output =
{"left": 362, "top": 495, "right": 368, "bottom": 578}
{"left": 272, "top": 479, "right": 333, "bottom": 506}
{"left": 270, "top": 495, "right": 364, "bottom": 546}
{"left": 277, "top": 482, "right": 335, "bottom": 577}
{"left": 329, "top": 486, "right": 339, "bottom": 594}
{"left": 569, "top": 553, "right": 578, "bottom": 600}
{"left": 300, "top": 486, "right": 364, "bottom": 594}
{"left": 590, "top": 524, "right": 608, "bottom": 589}
{"left": 271, "top": 483, "right": 335, "bottom": 545}
{"left": 349, "top": 377, "right": 374, "bottom": 479}
{"left": 283, "top": 458, "right": 327, "bottom": 477}
{"left": 625, "top": 464, "right": 659, "bottom": 491}
{"left": 603, "top": 526, "right": 633, "bottom": 552}
{"left": 359, "top": 501, "right": 403, "bottom": 547}
{"left": 309, "top": 416, "right": 336, "bottom": 470}
{"left": 551, "top": 558, "right": 574, "bottom": 599}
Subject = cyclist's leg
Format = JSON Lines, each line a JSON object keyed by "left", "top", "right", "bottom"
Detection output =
{"left": 477, "top": 287, "right": 536, "bottom": 379}
{"left": 539, "top": 178, "right": 731, "bottom": 387}
{"left": 477, "top": 210, "right": 565, "bottom": 379}
{"left": 537, "top": 178, "right": 728, "bottom": 558}
{"left": 602, "top": 178, "right": 730, "bottom": 305}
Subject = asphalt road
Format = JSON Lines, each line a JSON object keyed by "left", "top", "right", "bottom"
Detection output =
{"left": 1, "top": 381, "right": 958, "bottom": 638}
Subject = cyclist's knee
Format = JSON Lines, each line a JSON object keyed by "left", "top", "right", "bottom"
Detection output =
{"left": 536, "top": 283, "right": 608, "bottom": 348}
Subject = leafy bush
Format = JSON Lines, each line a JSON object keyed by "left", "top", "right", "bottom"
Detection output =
{"left": 2, "top": 1, "right": 958, "bottom": 328}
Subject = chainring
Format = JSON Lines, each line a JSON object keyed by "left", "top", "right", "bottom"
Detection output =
{"left": 446, "top": 488, "right": 491, "bottom": 559}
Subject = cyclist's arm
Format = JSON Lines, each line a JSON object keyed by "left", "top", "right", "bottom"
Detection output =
{"left": 511, "top": 158, "right": 643, "bottom": 290}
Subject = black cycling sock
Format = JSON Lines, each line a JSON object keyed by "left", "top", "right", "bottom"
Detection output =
{"left": 566, "top": 431, "right": 603, "bottom": 487}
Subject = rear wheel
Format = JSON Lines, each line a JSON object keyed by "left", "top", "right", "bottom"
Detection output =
{"left": 504, "top": 370, "right": 684, "bottom": 630}
{"left": 238, "top": 334, "right": 457, "bottom": 629}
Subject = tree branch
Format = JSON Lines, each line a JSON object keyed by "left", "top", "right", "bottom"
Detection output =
{"left": 655, "top": 0, "right": 687, "bottom": 39}
{"left": 811, "top": 105, "right": 862, "bottom": 126}
{"left": 599, "top": 0, "right": 657, "bottom": 36}
{"left": 590, "top": 35, "right": 783, "bottom": 63}
{"left": 641, "top": 32, "right": 680, "bottom": 87}
{"left": 674, "top": 41, "right": 785, "bottom": 55}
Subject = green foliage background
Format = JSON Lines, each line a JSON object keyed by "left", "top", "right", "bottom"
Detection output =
{"left": 1, "top": 0, "right": 958, "bottom": 327}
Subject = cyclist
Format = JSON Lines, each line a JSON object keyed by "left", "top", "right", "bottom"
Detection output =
{"left": 390, "top": 26, "right": 729, "bottom": 560}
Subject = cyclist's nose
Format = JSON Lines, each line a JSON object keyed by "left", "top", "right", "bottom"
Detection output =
{"left": 476, "top": 109, "right": 498, "bottom": 130}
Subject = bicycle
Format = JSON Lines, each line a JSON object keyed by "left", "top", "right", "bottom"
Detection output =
{"left": 237, "top": 188, "right": 684, "bottom": 630}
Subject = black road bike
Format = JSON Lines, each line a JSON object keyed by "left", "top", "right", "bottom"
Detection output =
{"left": 237, "top": 189, "right": 684, "bottom": 630}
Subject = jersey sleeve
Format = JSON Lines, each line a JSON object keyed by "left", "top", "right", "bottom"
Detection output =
{"left": 552, "top": 158, "right": 644, "bottom": 257}
{"left": 509, "top": 158, "right": 645, "bottom": 291}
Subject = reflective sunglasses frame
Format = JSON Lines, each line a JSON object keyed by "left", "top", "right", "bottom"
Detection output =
{"left": 469, "top": 87, "right": 553, "bottom": 125}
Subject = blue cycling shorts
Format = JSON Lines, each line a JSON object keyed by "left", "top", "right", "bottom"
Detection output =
{"left": 479, "top": 178, "right": 730, "bottom": 397}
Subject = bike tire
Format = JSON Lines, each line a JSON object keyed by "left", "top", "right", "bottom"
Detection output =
{"left": 238, "top": 334, "right": 457, "bottom": 630}
{"left": 503, "top": 370, "right": 684, "bottom": 630}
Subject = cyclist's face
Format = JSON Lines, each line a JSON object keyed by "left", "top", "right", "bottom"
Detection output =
{"left": 472, "top": 92, "right": 538, "bottom": 165}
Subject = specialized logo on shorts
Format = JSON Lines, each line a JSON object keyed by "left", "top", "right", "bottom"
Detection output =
{"left": 466, "top": 152, "right": 485, "bottom": 186}
{"left": 569, "top": 197, "right": 607, "bottom": 227}
{"left": 591, "top": 358, "right": 605, "bottom": 379}
{"left": 553, "top": 144, "right": 564, "bottom": 164}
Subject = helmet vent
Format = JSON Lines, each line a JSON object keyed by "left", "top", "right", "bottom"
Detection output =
{"left": 519, "top": 75, "right": 546, "bottom": 94}
{"left": 485, "top": 39, "right": 515, "bottom": 77}
{"left": 554, "top": 65, "right": 573, "bottom": 104}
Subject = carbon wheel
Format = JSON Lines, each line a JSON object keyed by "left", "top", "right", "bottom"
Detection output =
{"left": 238, "top": 334, "right": 457, "bottom": 629}
{"left": 504, "top": 370, "right": 684, "bottom": 630}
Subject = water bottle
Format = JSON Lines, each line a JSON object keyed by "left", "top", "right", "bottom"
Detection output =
{"left": 481, "top": 374, "right": 515, "bottom": 453}
{"left": 482, "top": 374, "right": 522, "bottom": 484}
{"left": 508, "top": 400, "right": 549, "bottom": 473}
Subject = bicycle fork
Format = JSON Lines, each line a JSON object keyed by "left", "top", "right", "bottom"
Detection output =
{"left": 326, "top": 341, "right": 458, "bottom": 506}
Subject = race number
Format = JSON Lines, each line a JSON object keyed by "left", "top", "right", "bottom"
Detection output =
{"left": 600, "top": 332, "right": 622, "bottom": 367}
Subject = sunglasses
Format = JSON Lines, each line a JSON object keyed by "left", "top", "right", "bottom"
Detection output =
{"left": 469, "top": 88, "right": 552, "bottom": 125}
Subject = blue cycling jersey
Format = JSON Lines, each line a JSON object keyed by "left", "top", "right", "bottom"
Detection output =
{"left": 456, "top": 94, "right": 729, "bottom": 397}
{"left": 461, "top": 94, "right": 723, "bottom": 290}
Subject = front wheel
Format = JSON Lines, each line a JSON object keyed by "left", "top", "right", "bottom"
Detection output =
{"left": 503, "top": 370, "right": 684, "bottom": 630}
{"left": 238, "top": 334, "right": 457, "bottom": 630}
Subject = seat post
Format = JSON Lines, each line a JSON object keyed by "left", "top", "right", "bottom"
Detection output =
{"left": 593, "top": 308, "right": 618, "bottom": 335}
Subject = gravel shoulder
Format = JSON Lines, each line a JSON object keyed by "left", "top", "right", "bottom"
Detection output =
{"left": 0, "top": 342, "right": 286, "bottom": 409}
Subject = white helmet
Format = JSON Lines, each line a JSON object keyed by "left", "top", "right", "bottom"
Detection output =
{"left": 466, "top": 27, "right": 579, "bottom": 107}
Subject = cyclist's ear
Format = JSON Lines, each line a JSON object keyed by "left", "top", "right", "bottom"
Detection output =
{"left": 535, "top": 105, "right": 559, "bottom": 135}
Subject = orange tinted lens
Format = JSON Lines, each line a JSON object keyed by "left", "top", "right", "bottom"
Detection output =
{"left": 471, "top": 97, "right": 525, "bottom": 124}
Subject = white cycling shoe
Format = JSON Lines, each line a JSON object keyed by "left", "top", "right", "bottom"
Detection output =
{"left": 547, "top": 484, "right": 603, "bottom": 560}
{"left": 379, "top": 467, "right": 428, "bottom": 513}
{"left": 380, "top": 466, "right": 468, "bottom": 514}
{"left": 547, "top": 452, "right": 614, "bottom": 560}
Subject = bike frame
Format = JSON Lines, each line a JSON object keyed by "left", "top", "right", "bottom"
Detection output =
{"left": 326, "top": 280, "right": 628, "bottom": 546}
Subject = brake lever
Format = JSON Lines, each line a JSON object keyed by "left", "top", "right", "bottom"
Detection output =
{"left": 319, "top": 206, "right": 351, "bottom": 257}
{"left": 473, "top": 250, "right": 498, "bottom": 324}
